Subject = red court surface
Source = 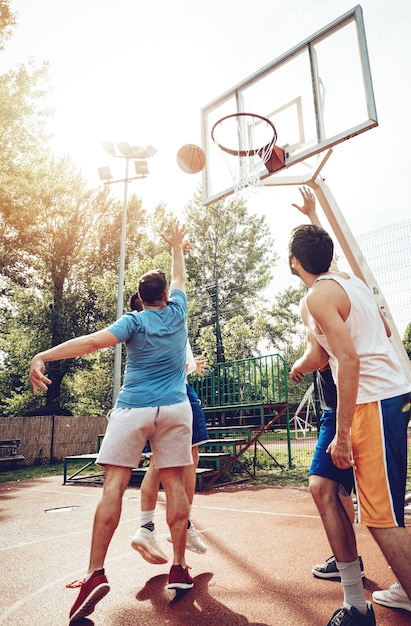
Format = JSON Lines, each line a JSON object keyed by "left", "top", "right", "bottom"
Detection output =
{"left": 1, "top": 476, "right": 410, "bottom": 626}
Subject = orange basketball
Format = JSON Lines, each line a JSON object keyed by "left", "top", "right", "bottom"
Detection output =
{"left": 176, "top": 144, "right": 206, "bottom": 174}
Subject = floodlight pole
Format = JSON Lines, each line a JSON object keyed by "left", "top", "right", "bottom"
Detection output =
{"left": 112, "top": 155, "right": 130, "bottom": 404}
{"left": 98, "top": 142, "right": 156, "bottom": 405}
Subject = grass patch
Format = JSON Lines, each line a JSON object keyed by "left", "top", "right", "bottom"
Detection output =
{"left": 0, "top": 463, "right": 66, "bottom": 483}
{"left": 247, "top": 467, "right": 310, "bottom": 488}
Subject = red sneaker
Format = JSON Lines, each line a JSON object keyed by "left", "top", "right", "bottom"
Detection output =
{"left": 167, "top": 564, "right": 194, "bottom": 590}
{"left": 67, "top": 569, "right": 110, "bottom": 622}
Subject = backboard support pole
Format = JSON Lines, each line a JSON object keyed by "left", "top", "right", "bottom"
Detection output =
{"left": 310, "top": 177, "right": 411, "bottom": 383}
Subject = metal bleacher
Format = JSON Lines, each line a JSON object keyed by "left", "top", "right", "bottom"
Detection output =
{"left": 189, "top": 353, "right": 291, "bottom": 487}
{"left": 63, "top": 354, "right": 291, "bottom": 491}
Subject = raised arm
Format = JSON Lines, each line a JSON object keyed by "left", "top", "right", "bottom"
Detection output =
{"left": 29, "top": 329, "right": 118, "bottom": 395}
{"left": 292, "top": 186, "right": 321, "bottom": 226}
{"left": 292, "top": 188, "right": 392, "bottom": 337}
{"left": 292, "top": 186, "right": 338, "bottom": 271}
{"left": 160, "top": 220, "right": 191, "bottom": 293}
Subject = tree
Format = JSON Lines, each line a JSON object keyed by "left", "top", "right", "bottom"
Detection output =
{"left": 0, "top": 1, "right": 16, "bottom": 52}
{"left": 184, "top": 188, "right": 277, "bottom": 360}
{"left": 0, "top": 61, "right": 53, "bottom": 285}
{"left": 263, "top": 284, "right": 307, "bottom": 352}
{"left": 0, "top": 158, "right": 118, "bottom": 414}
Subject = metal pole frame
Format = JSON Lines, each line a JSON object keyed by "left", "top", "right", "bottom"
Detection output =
{"left": 112, "top": 157, "right": 130, "bottom": 405}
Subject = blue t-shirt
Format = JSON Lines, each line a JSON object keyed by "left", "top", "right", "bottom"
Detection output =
{"left": 108, "top": 289, "right": 188, "bottom": 408}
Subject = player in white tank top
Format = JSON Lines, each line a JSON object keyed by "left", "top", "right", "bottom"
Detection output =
{"left": 311, "top": 272, "right": 409, "bottom": 403}
{"left": 288, "top": 188, "right": 411, "bottom": 622}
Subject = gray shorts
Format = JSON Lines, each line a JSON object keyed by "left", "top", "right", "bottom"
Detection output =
{"left": 97, "top": 400, "right": 193, "bottom": 470}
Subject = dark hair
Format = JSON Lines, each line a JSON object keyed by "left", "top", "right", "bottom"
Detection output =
{"left": 289, "top": 224, "right": 333, "bottom": 274}
{"left": 138, "top": 269, "right": 168, "bottom": 305}
{"left": 129, "top": 292, "right": 143, "bottom": 312}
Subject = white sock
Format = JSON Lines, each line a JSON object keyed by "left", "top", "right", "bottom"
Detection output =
{"left": 140, "top": 509, "right": 155, "bottom": 527}
{"left": 336, "top": 558, "right": 367, "bottom": 614}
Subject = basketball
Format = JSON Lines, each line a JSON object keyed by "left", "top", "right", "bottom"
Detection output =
{"left": 176, "top": 144, "right": 206, "bottom": 174}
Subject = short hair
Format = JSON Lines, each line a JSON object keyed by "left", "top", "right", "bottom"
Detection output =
{"left": 289, "top": 224, "right": 334, "bottom": 274}
{"left": 129, "top": 292, "right": 143, "bottom": 312}
{"left": 138, "top": 269, "right": 168, "bottom": 305}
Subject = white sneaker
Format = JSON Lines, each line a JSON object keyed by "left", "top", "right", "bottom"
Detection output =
{"left": 186, "top": 524, "right": 207, "bottom": 553}
{"left": 131, "top": 527, "right": 168, "bottom": 564}
{"left": 372, "top": 581, "right": 411, "bottom": 612}
{"left": 167, "top": 523, "right": 207, "bottom": 554}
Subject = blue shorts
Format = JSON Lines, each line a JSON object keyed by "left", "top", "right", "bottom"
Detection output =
{"left": 144, "top": 383, "right": 209, "bottom": 455}
{"left": 309, "top": 409, "right": 354, "bottom": 496}
{"left": 186, "top": 383, "right": 209, "bottom": 446}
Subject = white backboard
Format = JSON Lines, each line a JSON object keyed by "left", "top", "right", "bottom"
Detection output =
{"left": 201, "top": 5, "right": 377, "bottom": 206}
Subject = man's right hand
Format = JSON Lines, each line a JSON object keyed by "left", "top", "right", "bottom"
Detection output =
{"left": 29, "top": 356, "right": 52, "bottom": 395}
{"left": 160, "top": 220, "right": 188, "bottom": 249}
{"left": 292, "top": 186, "right": 318, "bottom": 222}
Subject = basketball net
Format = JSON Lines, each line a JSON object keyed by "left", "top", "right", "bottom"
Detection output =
{"left": 211, "top": 113, "right": 278, "bottom": 198}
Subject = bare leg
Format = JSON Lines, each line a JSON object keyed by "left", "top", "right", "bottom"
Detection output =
{"left": 309, "top": 475, "right": 358, "bottom": 562}
{"left": 140, "top": 456, "right": 161, "bottom": 511}
{"left": 88, "top": 464, "right": 132, "bottom": 572}
{"left": 140, "top": 451, "right": 197, "bottom": 513}
{"left": 369, "top": 526, "right": 411, "bottom": 598}
{"left": 310, "top": 475, "right": 366, "bottom": 612}
{"left": 184, "top": 445, "right": 198, "bottom": 505}
{"left": 338, "top": 483, "right": 356, "bottom": 524}
{"left": 159, "top": 465, "right": 189, "bottom": 566}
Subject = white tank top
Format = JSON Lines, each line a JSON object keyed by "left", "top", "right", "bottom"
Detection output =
{"left": 308, "top": 273, "right": 411, "bottom": 403}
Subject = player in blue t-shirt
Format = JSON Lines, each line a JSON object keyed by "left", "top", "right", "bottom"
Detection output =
{"left": 29, "top": 221, "right": 195, "bottom": 622}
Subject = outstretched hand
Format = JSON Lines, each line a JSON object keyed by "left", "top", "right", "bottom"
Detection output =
{"left": 182, "top": 240, "right": 194, "bottom": 252}
{"left": 194, "top": 355, "right": 208, "bottom": 377}
{"left": 160, "top": 220, "right": 190, "bottom": 248}
{"left": 291, "top": 186, "right": 316, "bottom": 218}
{"left": 29, "top": 356, "right": 52, "bottom": 396}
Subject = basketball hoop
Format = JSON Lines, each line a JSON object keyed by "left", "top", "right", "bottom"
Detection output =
{"left": 211, "top": 113, "right": 285, "bottom": 196}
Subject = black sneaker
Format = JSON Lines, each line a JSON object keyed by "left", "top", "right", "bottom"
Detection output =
{"left": 312, "top": 555, "right": 365, "bottom": 580}
{"left": 326, "top": 602, "right": 375, "bottom": 626}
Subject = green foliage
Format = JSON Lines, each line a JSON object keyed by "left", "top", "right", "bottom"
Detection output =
{"left": 263, "top": 284, "right": 306, "bottom": 352}
{"left": 221, "top": 315, "right": 259, "bottom": 362}
{"left": 403, "top": 322, "right": 411, "bottom": 359}
{"left": 0, "top": 286, "right": 49, "bottom": 414}
{"left": 195, "top": 325, "right": 218, "bottom": 367}
{"left": 64, "top": 351, "right": 113, "bottom": 415}
{"left": 194, "top": 313, "right": 271, "bottom": 367}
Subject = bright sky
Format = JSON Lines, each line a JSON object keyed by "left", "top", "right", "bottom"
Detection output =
{"left": 1, "top": 0, "right": 410, "bottom": 259}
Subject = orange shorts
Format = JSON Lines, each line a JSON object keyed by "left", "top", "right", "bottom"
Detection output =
{"left": 351, "top": 393, "right": 410, "bottom": 528}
